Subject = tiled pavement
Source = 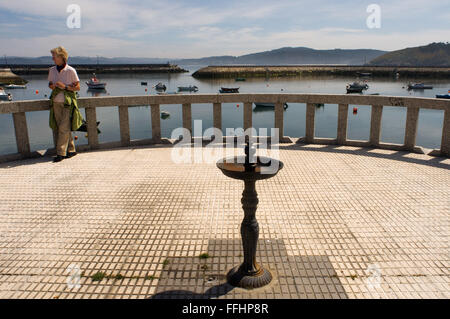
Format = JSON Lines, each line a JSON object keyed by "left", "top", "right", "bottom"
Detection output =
{"left": 0, "top": 143, "right": 448, "bottom": 299}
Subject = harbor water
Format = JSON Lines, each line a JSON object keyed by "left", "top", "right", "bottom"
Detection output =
{"left": 0, "top": 65, "right": 449, "bottom": 155}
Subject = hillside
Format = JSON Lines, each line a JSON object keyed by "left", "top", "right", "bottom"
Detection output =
{"left": 176, "top": 47, "right": 387, "bottom": 65}
{"left": 369, "top": 43, "right": 450, "bottom": 67}
{"left": 2, "top": 47, "right": 387, "bottom": 66}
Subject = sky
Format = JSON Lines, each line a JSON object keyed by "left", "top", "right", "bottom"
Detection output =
{"left": 0, "top": 0, "right": 449, "bottom": 58}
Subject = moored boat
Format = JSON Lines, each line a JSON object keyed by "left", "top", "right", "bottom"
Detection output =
{"left": 220, "top": 87, "right": 239, "bottom": 93}
{"left": 407, "top": 83, "right": 433, "bottom": 90}
{"left": 178, "top": 85, "right": 198, "bottom": 92}
{"left": 235, "top": 78, "right": 246, "bottom": 81}
{"left": 161, "top": 111, "right": 170, "bottom": 119}
{"left": 4, "top": 84, "right": 26, "bottom": 89}
{"left": 436, "top": 94, "right": 450, "bottom": 99}
{"left": 346, "top": 82, "right": 369, "bottom": 94}
{"left": 157, "top": 91, "right": 178, "bottom": 95}
{"left": 254, "top": 103, "right": 288, "bottom": 109}
{"left": 86, "top": 73, "right": 106, "bottom": 90}
{"left": 0, "top": 88, "right": 12, "bottom": 101}
{"left": 155, "top": 82, "right": 166, "bottom": 91}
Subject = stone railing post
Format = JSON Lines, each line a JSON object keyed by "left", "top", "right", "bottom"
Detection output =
{"left": 370, "top": 105, "right": 383, "bottom": 146}
{"left": 182, "top": 103, "right": 192, "bottom": 135}
{"left": 12, "top": 112, "right": 31, "bottom": 155}
{"left": 441, "top": 108, "right": 450, "bottom": 157}
{"left": 118, "top": 105, "right": 130, "bottom": 146}
{"left": 151, "top": 104, "right": 161, "bottom": 142}
{"left": 404, "top": 106, "right": 420, "bottom": 151}
{"left": 337, "top": 104, "right": 349, "bottom": 144}
{"left": 85, "top": 107, "right": 99, "bottom": 149}
{"left": 274, "top": 102, "right": 284, "bottom": 140}
{"left": 244, "top": 102, "right": 252, "bottom": 131}
{"left": 305, "top": 103, "right": 316, "bottom": 143}
{"left": 213, "top": 102, "right": 222, "bottom": 132}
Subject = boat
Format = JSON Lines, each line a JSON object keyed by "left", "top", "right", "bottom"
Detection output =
{"left": 436, "top": 94, "right": 450, "bottom": 99}
{"left": 178, "top": 85, "right": 198, "bottom": 92}
{"left": 86, "top": 73, "right": 106, "bottom": 90}
{"left": 235, "top": 78, "right": 246, "bottom": 81}
{"left": 157, "top": 91, "right": 178, "bottom": 95}
{"left": 161, "top": 111, "right": 170, "bottom": 119}
{"left": 407, "top": 83, "right": 433, "bottom": 90}
{"left": 254, "top": 103, "right": 288, "bottom": 109}
{"left": 4, "top": 84, "right": 26, "bottom": 89}
{"left": 155, "top": 82, "right": 166, "bottom": 91}
{"left": 220, "top": 87, "right": 239, "bottom": 93}
{"left": 346, "top": 82, "right": 369, "bottom": 94}
{"left": 141, "top": 82, "right": 148, "bottom": 86}
{"left": 357, "top": 72, "right": 372, "bottom": 77}
{"left": 0, "top": 88, "right": 12, "bottom": 101}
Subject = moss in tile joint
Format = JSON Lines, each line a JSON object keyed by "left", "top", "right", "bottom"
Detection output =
{"left": 199, "top": 253, "right": 211, "bottom": 260}
{"left": 89, "top": 271, "right": 158, "bottom": 282}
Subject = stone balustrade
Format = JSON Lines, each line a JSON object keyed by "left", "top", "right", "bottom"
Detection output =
{"left": 0, "top": 93, "right": 449, "bottom": 163}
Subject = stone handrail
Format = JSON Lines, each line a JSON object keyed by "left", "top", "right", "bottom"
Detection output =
{"left": 0, "top": 93, "right": 449, "bottom": 163}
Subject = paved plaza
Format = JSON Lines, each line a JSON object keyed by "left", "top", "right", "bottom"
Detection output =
{"left": 0, "top": 143, "right": 449, "bottom": 299}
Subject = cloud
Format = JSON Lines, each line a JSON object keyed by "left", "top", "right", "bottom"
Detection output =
{"left": 0, "top": 0, "right": 285, "bottom": 34}
{"left": 0, "top": 0, "right": 448, "bottom": 57}
{"left": 171, "top": 27, "right": 450, "bottom": 56}
{"left": 1, "top": 34, "right": 138, "bottom": 57}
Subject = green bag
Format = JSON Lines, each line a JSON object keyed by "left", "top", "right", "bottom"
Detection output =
{"left": 49, "top": 88, "right": 84, "bottom": 132}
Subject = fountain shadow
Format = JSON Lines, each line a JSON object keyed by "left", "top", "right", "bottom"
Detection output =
{"left": 148, "top": 239, "right": 348, "bottom": 299}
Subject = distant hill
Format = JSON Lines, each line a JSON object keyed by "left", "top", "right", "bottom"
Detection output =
{"left": 369, "top": 43, "right": 450, "bottom": 67}
{"left": 3, "top": 47, "right": 387, "bottom": 66}
{"left": 175, "top": 47, "right": 387, "bottom": 65}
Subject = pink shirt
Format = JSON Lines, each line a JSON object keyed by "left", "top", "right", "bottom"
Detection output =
{"left": 48, "top": 64, "right": 80, "bottom": 103}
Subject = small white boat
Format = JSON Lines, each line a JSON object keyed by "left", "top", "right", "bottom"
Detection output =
{"left": 0, "top": 88, "right": 12, "bottom": 101}
{"left": 4, "top": 84, "right": 26, "bottom": 89}
{"left": 86, "top": 73, "right": 106, "bottom": 90}
{"left": 161, "top": 111, "right": 170, "bottom": 119}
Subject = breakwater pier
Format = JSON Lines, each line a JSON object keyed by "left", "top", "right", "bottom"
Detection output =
{"left": 192, "top": 65, "right": 450, "bottom": 79}
{"left": 0, "top": 63, "right": 188, "bottom": 76}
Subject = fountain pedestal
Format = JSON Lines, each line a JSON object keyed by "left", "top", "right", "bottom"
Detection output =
{"left": 217, "top": 141, "right": 283, "bottom": 289}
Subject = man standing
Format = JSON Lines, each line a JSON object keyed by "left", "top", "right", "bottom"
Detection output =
{"left": 48, "top": 46, "right": 82, "bottom": 162}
